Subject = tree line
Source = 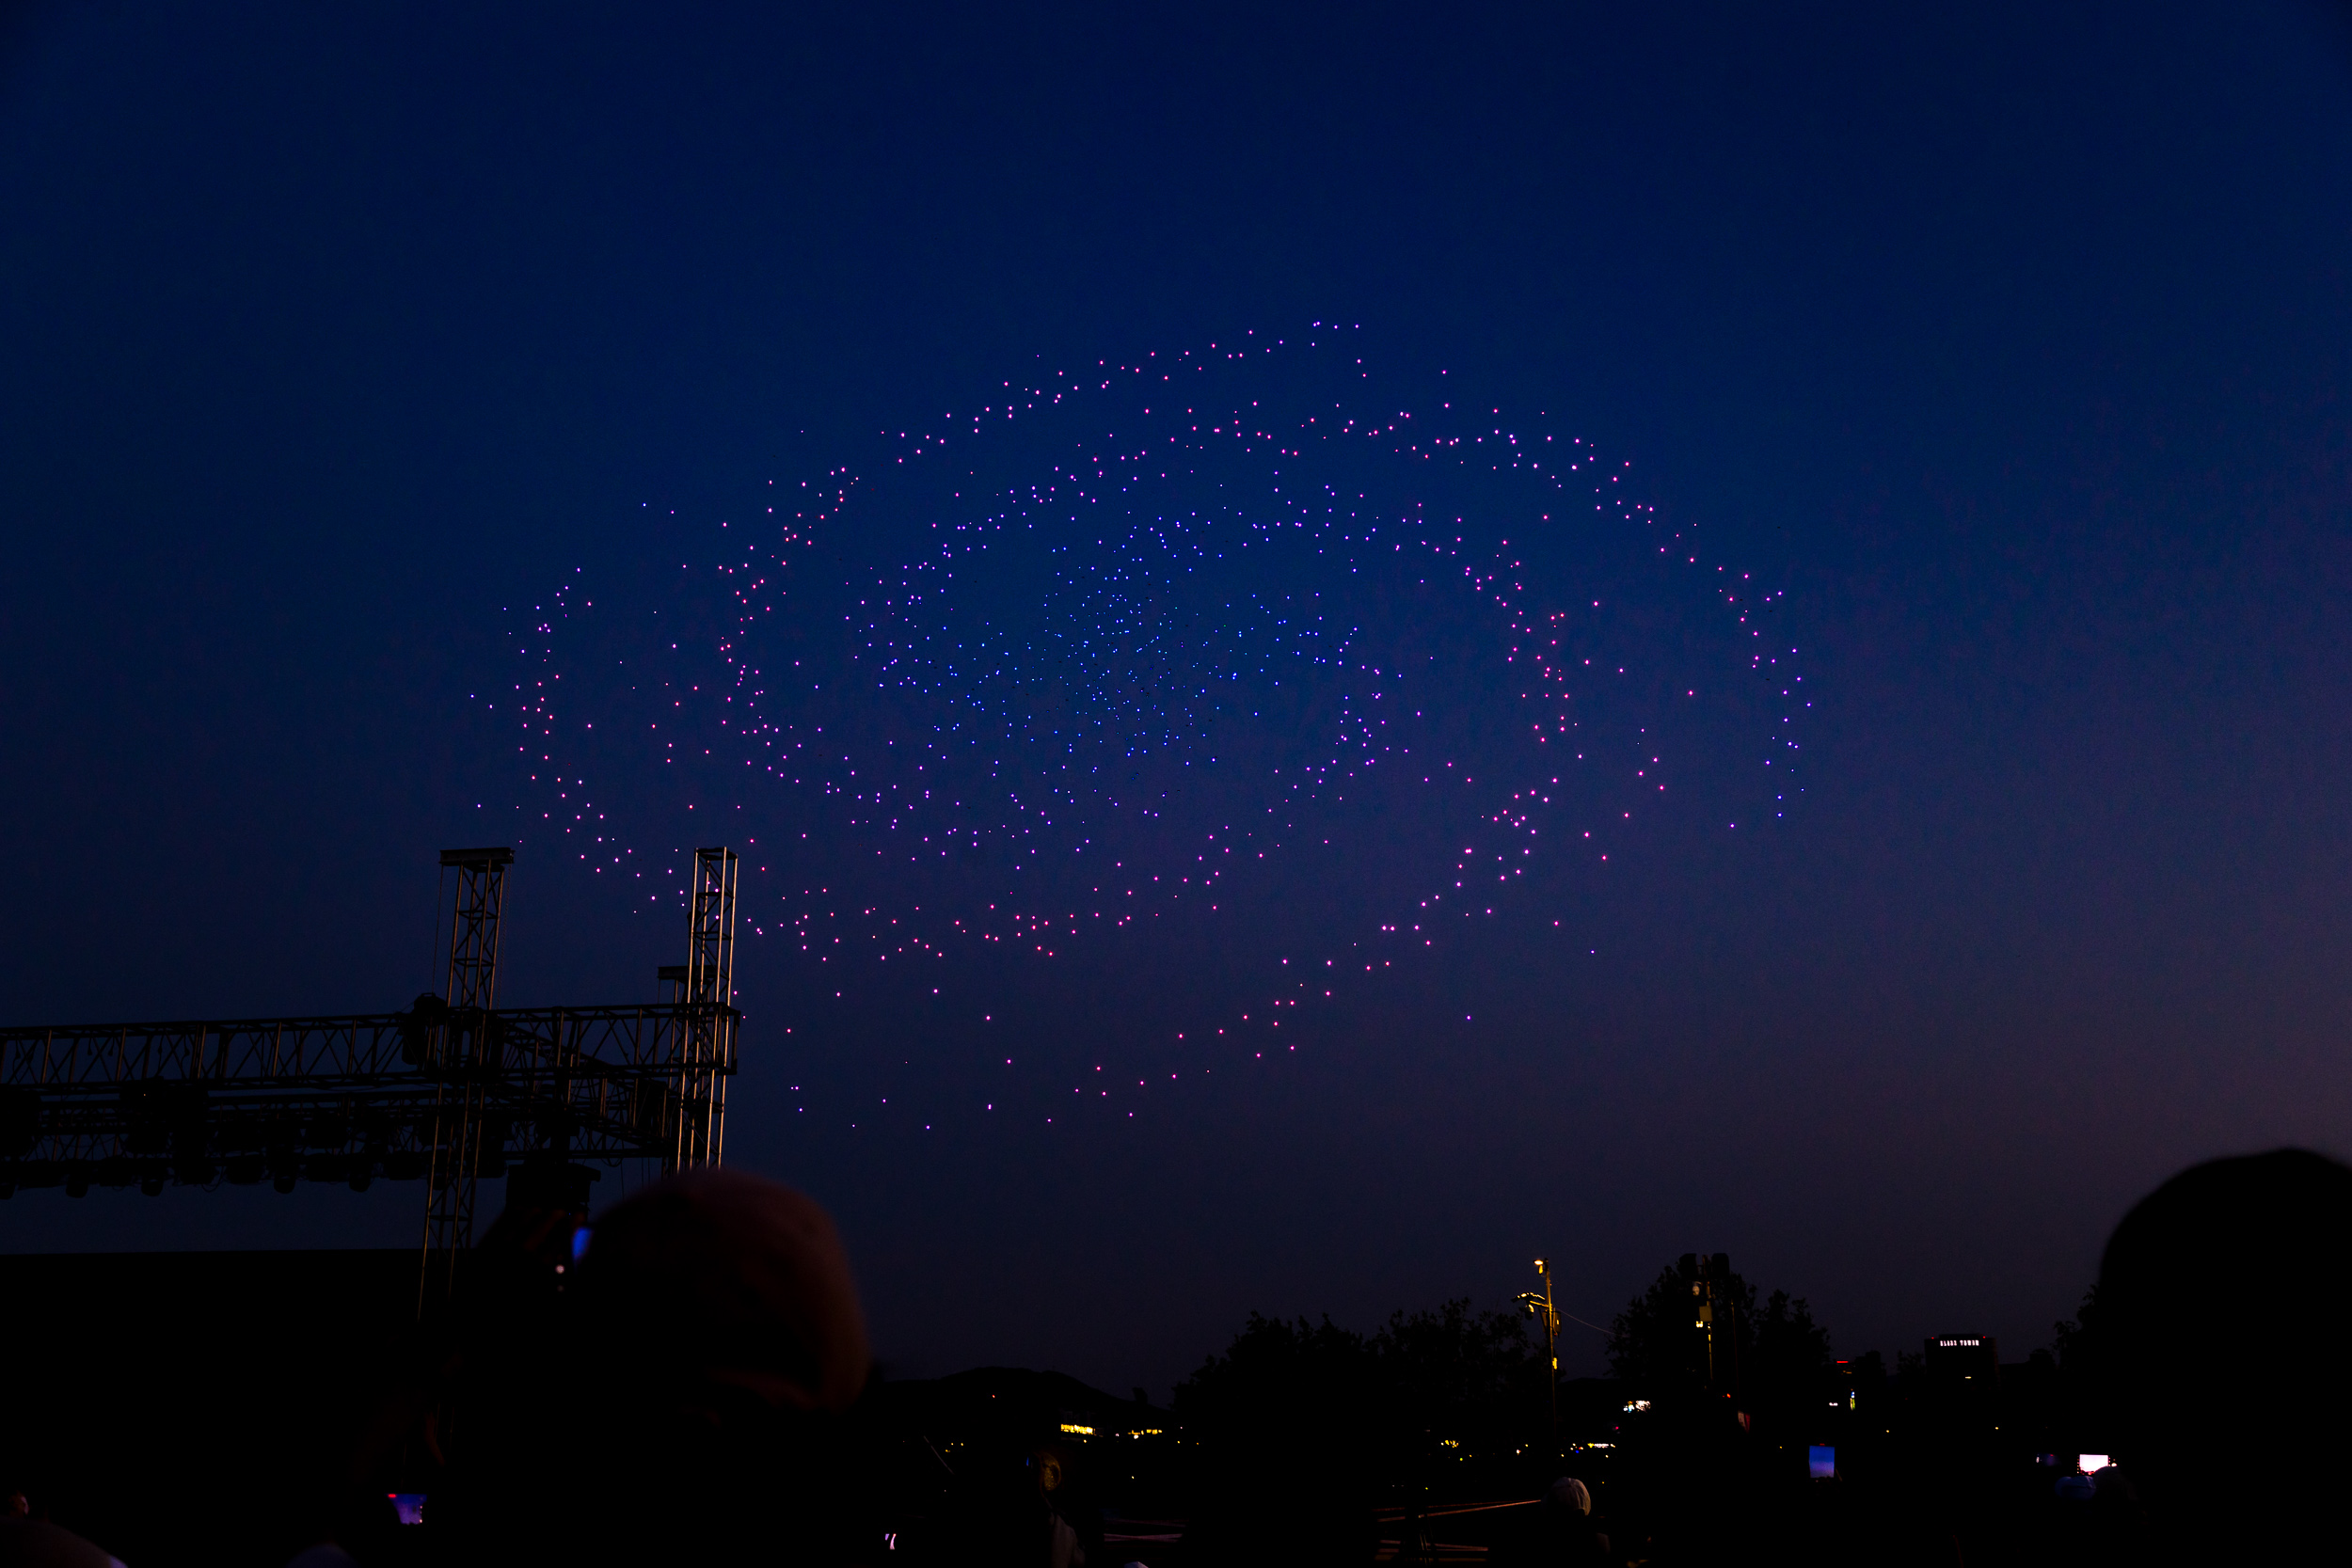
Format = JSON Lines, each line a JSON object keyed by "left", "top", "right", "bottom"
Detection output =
{"left": 1173, "top": 1257, "right": 1852, "bottom": 1468}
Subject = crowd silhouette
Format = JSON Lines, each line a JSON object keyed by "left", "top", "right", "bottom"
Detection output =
{"left": 2, "top": 1148, "right": 2344, "bottom": 1565}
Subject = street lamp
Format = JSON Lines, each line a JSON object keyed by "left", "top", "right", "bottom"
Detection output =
{"left": 1518, "top": 1258, "right": 1562, "bottom": 1462}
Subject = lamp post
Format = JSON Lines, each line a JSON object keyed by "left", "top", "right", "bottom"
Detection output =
{"left": 1518, "top": 1258, "right": 1562, "bottom": 1462}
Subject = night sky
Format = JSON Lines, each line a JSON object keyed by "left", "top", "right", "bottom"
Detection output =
{"left": 4, "top": 3, "right": 2349, "bottom": 1397}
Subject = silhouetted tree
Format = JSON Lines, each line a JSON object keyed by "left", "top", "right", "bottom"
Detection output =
{"left": 2048, "top": 1281, "right": 2110, "bottom": 1439}
{"left": 2051, "top": 1281, "right": 2101, "bottom": 1372}
{"left": 1176, "top": 1301, "right": 1539, "bottom": 1456}
{"left": 1608, "top": 1265, "right": 1756, "bottom": 1392}
{"left": 1176, "top": 1311, "right": 1374, "bottom": 1436}
{"left": 1371, "top": 1300, "right": 1542, "bottom": 1453}
{"left": 1176, "top": 1307, "right": 1538, "bottom": 1566}
{"left": 1746, "top": 1289, "right": 1834, "bottom": 1429}
{"left": 1607, "top": 1262, "right": 1836, "bottom": 1429}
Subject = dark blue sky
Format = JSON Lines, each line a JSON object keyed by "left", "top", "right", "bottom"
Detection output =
{"left": 4, "top": 1, "right": 2348, "bottom": 1394}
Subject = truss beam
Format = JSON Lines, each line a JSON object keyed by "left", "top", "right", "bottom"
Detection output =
{"left": 0, "top": 1001, "right": 737, "bottom": 1200}
{"left": 420, "top": 847, "right": 514, "bottom": 1298}
{"left": 0, "top": 843, "right": 747, "bottom": 1321}
{"left": 675, "top": 847, "right": 738, "bottom": 1168}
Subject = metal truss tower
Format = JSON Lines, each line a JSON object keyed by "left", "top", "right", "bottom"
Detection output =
{"left": 0, "top": 845, "right": 745, "bottom": 1320}
{"left": 672, "top": 847, "right": 738, "bottom": 1169}
{"left": 442, "top": 847, "right": 511, "bottom": 1012}
{"left": 420, "top": 847, "right": 514, "bottom": 1309}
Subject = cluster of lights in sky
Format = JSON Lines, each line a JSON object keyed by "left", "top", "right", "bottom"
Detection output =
{"left": 500, "top": 327, "right": 1807, "bottom": 1128}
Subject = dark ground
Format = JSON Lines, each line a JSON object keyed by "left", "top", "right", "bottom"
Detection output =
{"left": 0, "top": 1249, "right": 2154, "bottom": 1566}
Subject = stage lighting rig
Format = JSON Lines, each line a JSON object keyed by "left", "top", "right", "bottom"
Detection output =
{"left": 0, "top": 847, "right": 742, "bottom": 1311}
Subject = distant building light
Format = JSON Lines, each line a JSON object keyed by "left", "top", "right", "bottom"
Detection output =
{"left": 1059, "top": 1423, "right": 1095, "bottom": 1436}
{"left": 1623, "top": 1400, "right": 1652, "bottom": 1413}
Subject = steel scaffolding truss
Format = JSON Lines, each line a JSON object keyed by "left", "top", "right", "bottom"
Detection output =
{"left": 440, "top": 847, "right": 512, "bottom": 1011}
{"left": 0, "top": 1001, "right": 737, "bottom": 1193}
{"left": 675, "top": 847, "right": 737, "bottom": 1168}
{"left": 421, "top": 847, "right": 513, "bottom": 1301}
{"left": 0, "top": 846, "right": 744, "bottom": 1315}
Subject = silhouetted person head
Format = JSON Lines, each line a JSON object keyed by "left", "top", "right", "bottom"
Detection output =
{"left": 1543, "top": 1476, "right": 1590, "bottom": 1516}
{"left": 2095, "top": 1148, "right": 2352, "bottom": 1559}
{"left": 0, "top": 1489, "right": 122, "bottom": 1568}
{"left": 457, "top": 1169, "right": 875, "bottom": 1565}
{"left": 572, "top": 1166, "right": 871, "bottom": 1419}
{"left": 1029, "top": 1445, "right": 1069, "bottom": 1500}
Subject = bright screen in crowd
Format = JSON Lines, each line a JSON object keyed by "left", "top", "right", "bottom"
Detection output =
{"left": 1808, "top": 1446, "right": 1836, "bottom": 1480}
{"left": 2076, "top": 1454, "right": 2111, "bottom": 1475}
